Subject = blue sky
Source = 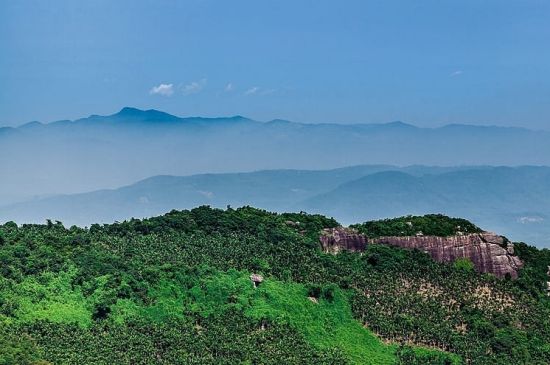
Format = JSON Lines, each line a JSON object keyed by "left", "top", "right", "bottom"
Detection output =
{"left": 1, "top": 0, "right": 549, "bottom": 128}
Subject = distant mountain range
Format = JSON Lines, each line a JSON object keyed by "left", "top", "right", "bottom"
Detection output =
{"left": 1, "top": 107, "right": 550, "bottom": 204}
{"left": 2, "top": 165, "right": 550, "bottom": 247}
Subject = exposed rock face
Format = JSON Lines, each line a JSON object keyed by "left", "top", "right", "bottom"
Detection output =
{"left": 320, "top": 227, "right": 367, "bottom": 254}
{"left": 371, "top": 233, "right": 523, "bottom": 279}
{"left": 320, "top": 228, "right": 524, "bottom": 279}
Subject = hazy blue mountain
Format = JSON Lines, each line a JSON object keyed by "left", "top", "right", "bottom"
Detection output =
{"left": 304, "top": 166, "right": 550, "bottom": 245}
{"left": 1, "top": 107, "right": 550, "bottom": 205}
{"left": 2, "top": 165, "right": 550, "bottom": 247}
{"left": 0, "top": 165, "right": 402, "bottom": 225}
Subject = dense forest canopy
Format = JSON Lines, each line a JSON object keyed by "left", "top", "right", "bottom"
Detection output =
{"left": 1, "top": 207, "right": 549, "bottom": 364}
{"left": 351, "top": 214, "right": 484, "bottom": 237}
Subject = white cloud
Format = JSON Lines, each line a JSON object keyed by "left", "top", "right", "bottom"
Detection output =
{"left": 244, "top": 86, "right": 276, "bottom": 96}
{"left": 149, "top": 83, "right": 174, "bottom": 96}
{"left": 198, "top": 190, "right": 214, "bottom": 199}
{"left": 450, "top": 70, "right": 463, "bottom": 77}
{"left": 224, "top": 83, "right": 234, "bottom": 92}
{"left": 183, "top": 78, "right": 207, "bottom": 95}
{"left": 245, "top": 86, "right": 260, "bottom": 95}
{"left": 517, "top": 216, "right": 544, "bottom": 224}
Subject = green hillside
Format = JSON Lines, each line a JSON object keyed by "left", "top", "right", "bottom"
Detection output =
{"left": 1, "top": 207, "right": 549, "bottom": 364}
{"left": 351, "top": 214, "right": 483, "bottom": 237}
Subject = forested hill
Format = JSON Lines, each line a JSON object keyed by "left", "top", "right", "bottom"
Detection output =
{"left": 1, "top": 207, "right": 549, "bottom": 364}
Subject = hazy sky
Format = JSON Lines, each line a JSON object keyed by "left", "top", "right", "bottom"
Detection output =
{"left": 1, "top": 0, "right": 549, "bottom": 128}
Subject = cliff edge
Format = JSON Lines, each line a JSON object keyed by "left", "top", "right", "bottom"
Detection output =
{"left": 320, "top": 227, "right": 523, "bottom": 278}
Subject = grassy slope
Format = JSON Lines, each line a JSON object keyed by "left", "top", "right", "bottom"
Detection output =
{"left": 11, "top": 208, "right": 547, "bottom": 363}
{"left": 1, "top": 266, "right": 458, "bottom": 364}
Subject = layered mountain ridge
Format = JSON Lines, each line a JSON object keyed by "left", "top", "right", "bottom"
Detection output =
{"left": 2, "top": 107, "right": 550, "bottom": 207}
{"left": 3, "top": 165, "right": 550, "bottom": 247}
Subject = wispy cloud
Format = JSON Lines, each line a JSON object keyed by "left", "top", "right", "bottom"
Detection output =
{"left": 244, "top": 86, "right": 276, "bottom": 96}
{"left": 244, "top": 86, "right": 260, "bottom": 95}
{"left": 224, "top": 83, "right": 234, "bottom": 92}
{"left": 149, "top": 83, "right": 174, "bottom": 96}
{"left": 183, "top": 78, "right": 207, "bottom": 95}
{"left": 450, "top": 70, "right": 463, "bottom": 77}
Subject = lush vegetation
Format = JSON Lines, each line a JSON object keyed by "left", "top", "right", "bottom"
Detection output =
{"left": 351, "top": 214, "right": 483, "bottom": 237}
{"left": 0, "top": 207, "right": 549, "bottom": 364}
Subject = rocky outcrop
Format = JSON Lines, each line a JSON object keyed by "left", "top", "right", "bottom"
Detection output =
{"left": 320, "top": 228, "right": 524, "bottom": 279}
{"left": 371, "top": 233, "right": 523, "bottom": 279}
{"left": 320, "top": 227, "right": 368, "bottom": 254}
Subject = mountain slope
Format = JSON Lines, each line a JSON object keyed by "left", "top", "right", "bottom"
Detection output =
{"left": 0, "top": 207, "right": 548, "bottom": 364}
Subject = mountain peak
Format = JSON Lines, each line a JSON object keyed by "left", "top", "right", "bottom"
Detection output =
{"left": 117, "top": 106, "right": 143, "bottom": 115}
{"left": 19, "top": 121, "right": 43, "bottom": 129}
{"left": 115, "top": 107, "right": 166, "bottom": 117}
{"left": 111, "top": 107, "right": 180, "bottom": 122}
{"left": 120, "top": 106, "right": 139, "bottom": 112}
